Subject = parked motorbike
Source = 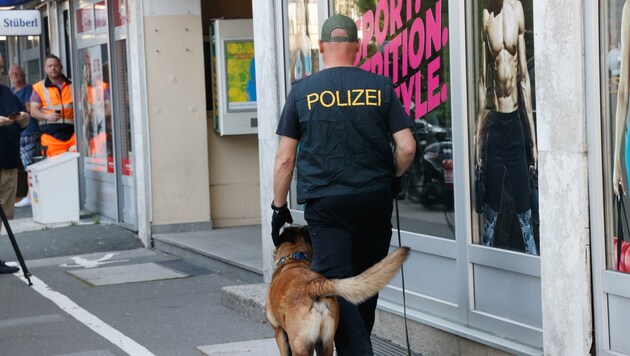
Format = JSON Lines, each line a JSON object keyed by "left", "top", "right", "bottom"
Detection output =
{"left": 404, "top": 116, "right": 453, "bottom": 209}
{"left": 419, "top": 140, "right": 453, "bottom": 209}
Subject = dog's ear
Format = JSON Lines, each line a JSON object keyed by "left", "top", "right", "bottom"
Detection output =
{"left": 277, "top": 227, "right": 297, "bottom": 245}
{"left": 300, "top": 226, "right": 311, "bottom": 244}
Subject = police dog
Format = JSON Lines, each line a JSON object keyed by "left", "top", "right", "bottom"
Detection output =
{"left": 266, "top": 226, "right": 410, "bottom": 356}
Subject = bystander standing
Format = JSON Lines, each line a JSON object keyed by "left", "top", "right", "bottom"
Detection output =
{"left": 9, "top": 64, "right": 38, "bottom": 207}
{"left": 30, "top": 54, "right": 75, "bottom": 157}
{"left": 0, "top": 55, "right": 30, "bottom": 274}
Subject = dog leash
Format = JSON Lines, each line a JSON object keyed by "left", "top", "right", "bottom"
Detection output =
{"left": 394, "top": 198, "right": 412, "bottom": 356}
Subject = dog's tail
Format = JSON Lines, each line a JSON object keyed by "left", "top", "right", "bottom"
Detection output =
{"left": 315, "top": 247, "right": 410, "bottom": 305}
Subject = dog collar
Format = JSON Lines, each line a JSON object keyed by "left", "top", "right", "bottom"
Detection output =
{"left": 275, "top": 252, "right": 309, "bottom": 266}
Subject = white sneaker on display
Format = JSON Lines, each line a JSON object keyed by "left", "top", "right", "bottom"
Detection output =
{"left": 15, "top": 197, "right": 31, "bottom": 207}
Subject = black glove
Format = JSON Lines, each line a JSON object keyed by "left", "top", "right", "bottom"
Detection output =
{"left": 392, "top": 176, "right": 403, "bottom": 198}
{"left": 271, "top": 201, "right": 293, "bottom": 246}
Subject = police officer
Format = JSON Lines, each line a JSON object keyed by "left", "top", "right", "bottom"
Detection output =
{"left": 271, "top": 14, "right": 416, "bottom": 355}
{"left": 30, "top": 54, "right": 75, "bottom": 157}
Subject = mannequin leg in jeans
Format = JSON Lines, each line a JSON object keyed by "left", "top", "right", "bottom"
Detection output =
{"left": 483, "top": 204, "right": 499, "bottom": 247}
{"left": 517, "top": 209, "right": 538, "bottom": 255}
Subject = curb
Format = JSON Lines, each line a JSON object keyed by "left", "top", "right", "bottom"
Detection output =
{"left": 1, "top": 216, "right": 107, "bottom": 236}
{"left": 221, "top": 283, "right": 268, "bottom": 323}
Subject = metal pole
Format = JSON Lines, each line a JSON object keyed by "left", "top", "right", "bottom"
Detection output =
{"left": 0, "top": 203, "right": 32, "bottom": 285}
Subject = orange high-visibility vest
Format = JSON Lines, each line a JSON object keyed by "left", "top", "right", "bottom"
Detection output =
{"left": 86, "top": 81, "right": 109, "bottom": 105}
{"left": 32, "top": 77, "right": 74, "bottom": 125}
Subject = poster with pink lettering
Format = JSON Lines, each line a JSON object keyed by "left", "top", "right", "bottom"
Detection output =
{"left": 334, "top": 0, "right": 455, "bottom": 240}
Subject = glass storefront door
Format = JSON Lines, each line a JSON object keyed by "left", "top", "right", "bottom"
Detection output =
{"left": 73, "top": 0, "right": 135, "bottom": 227}
{"left": 78, "top": 41, "right": 117, "bottom": 217}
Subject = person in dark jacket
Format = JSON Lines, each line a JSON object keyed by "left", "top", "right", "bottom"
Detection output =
{"left": 0, "top": 54, "right": 30, "bottom": 274}
{"left": 271, "top": 14, "right": 416, "bottom": 355}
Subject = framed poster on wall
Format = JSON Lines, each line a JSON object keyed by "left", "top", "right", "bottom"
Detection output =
{"left": 224, "top": 40, "right": 256, "bottom": 112}
{"left": 210, "top": 19, "right": 257, "bottom": 135}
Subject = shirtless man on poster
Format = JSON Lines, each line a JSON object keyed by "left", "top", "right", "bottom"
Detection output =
{"left": 474, "top": 0, "right": 538, "bottom": 255}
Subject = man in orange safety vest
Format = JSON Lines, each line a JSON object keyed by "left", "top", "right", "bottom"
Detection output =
{"left": 30, "top": 54, "right": 75, "bottom": 157}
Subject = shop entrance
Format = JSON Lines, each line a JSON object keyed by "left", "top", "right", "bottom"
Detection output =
{"left": 73, "top": 0, "right": 136, "bottom": 228}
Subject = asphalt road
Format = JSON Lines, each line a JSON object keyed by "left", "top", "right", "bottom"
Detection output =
{"left": 0, "top": 222, "right": 273, "bottom": 356}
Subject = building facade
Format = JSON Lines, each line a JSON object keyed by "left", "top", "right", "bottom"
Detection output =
{"left": 2, "top": 0, "right": 628, "bottom": 354}
{"left": 255, "top": 0, "right": 626, "bottom": 355}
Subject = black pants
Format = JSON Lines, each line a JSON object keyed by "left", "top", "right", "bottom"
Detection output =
{"left": 484, "top": 110, "right": 531, "bottom": 213}
{"left": 305, "top": 188, "right": 393, "bottom": 356}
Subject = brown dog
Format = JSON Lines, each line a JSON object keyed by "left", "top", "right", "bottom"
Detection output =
{"left": 266, "top": 226, "right": 410, "bottom": 356}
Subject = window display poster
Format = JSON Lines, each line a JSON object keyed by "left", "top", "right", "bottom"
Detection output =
{"left": 470, "top": 0, "right": 538, "bottom": 255}
{"left": 334, "top": 0, "right": 455, "bottom": 239}
{"left": 225, "top": 40, "right": 256, "bottom": 111}
{"left": 76, "top": 6, "right": 94, "bottom": 35}
{"left": 353, "top": 0, "right": 449, "bottom": 121}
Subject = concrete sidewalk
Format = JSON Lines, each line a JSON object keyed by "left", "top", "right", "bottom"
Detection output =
{"left": 2, "top": 206, "right": 420, "bottom": 355}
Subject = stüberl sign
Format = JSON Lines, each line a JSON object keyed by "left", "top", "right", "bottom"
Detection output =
{"left": 0, "top": 10, "right": 41, "bottom": 36}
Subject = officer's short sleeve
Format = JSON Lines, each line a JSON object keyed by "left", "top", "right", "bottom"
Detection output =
{"left": 387, "top": 86, "right": 413, "bottom": 133}
{"left": 276, "top": 89, "right": 301, "bottom": 139}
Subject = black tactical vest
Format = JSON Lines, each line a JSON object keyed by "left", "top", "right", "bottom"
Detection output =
{"left": 291, "top": 67, "right": 396, "bottom": 203}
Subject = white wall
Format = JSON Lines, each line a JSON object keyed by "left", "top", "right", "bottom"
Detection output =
{"left": 535, "top": 1, "right": 593, "bottom": 354}
{"left": 253, "top": 0, "right": 282, "bottom": 282}
{"left": 141, "top": 0, "right": 211, "bottom": 227}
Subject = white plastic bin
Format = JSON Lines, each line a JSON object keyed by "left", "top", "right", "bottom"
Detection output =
{"left": 27, "top": 152, "right": 80, "bottom": 224}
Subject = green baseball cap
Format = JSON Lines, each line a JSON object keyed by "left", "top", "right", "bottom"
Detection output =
{"left": 320, "top": 14, "right": 358, "bottom": 42}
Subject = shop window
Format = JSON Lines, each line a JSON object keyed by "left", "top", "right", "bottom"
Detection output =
{"left": 24, "top": 35, "right": 39, "bottom": 50}
{"left": 42, "top": 15, "right": 50, "bottom": 58}
{"left": 78, "top": 44, "right": 114, "bottom": 174}
{"left": 332, "top": 0, "right": 454, "bottom": 239}
{"left": 603, "top": 0, "right": 630, "bottom": 273}
{"left": 75, "top": 0, "right": 108, "bottom": 39}
{"left": 286, "top": 0, "right": 321, "bottom": 211}
{"left": 76, "top": 5, "right": 95, "bottom": 35}
{"left": 25, "top": 59, "right": 40, "bottom": 85}
{"left": 288, "top": 0, "right": 320, "bottom": 82}
{"left": 467, "top": 0, "right": 539, "bottom": 255}
{"left": 94, "top": 1, "right": 107, "bottom": 30}
{"left": 113, "top": 0, "right": 128, "bottom": 27}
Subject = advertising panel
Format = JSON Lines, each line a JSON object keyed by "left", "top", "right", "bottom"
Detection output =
{"left": 225, "top": 40, "right": 256, "bottom": 112}
{"left": 469, "top": 0, "right": 538, "bottom": 255}
{"left": 332, "top": 0, "right": 454, "bottom": 239}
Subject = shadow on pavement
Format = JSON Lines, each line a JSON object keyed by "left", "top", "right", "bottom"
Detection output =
{"left": 0, "top": 223, "right": 143, "bottom": 262}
